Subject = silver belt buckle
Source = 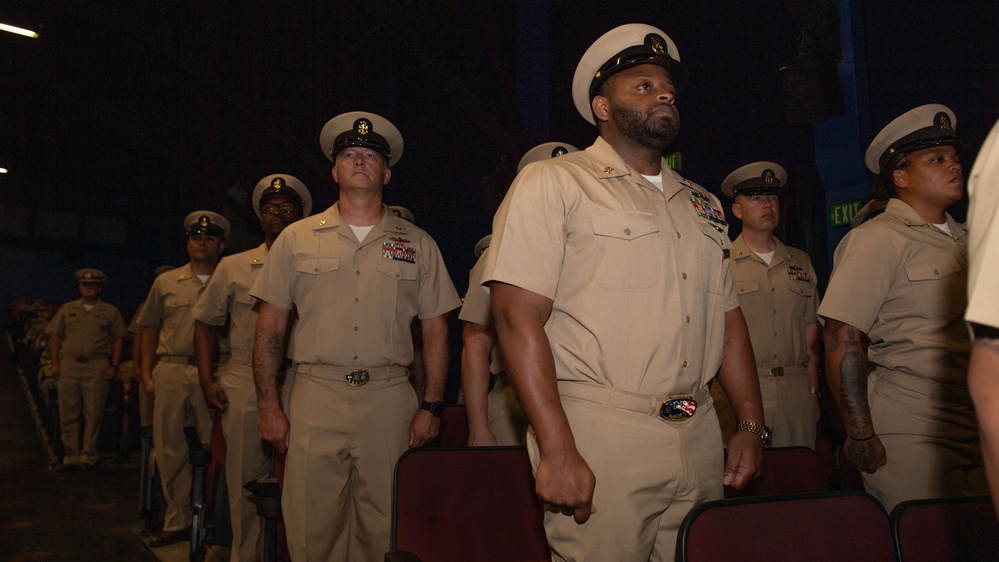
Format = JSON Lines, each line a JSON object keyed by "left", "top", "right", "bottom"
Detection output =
{"left": 660, "top": 396, "right": 697, "bottom": 420}
{"left": 345, "top": 369, "right": 370, "bottom": 386}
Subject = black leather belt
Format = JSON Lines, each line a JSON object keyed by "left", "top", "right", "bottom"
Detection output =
{"left": 73, "top": 355, "right": 106, "bottom": 363}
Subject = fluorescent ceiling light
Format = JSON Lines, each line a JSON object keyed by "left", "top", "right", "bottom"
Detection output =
{"left": 0, "top": 22, "right": 39, "bottom": 38}
{"left": 0, "top": 168, "right": 8, "bottom": 174}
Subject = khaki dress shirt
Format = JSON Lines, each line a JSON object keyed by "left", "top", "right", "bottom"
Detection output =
{"left": 483, "top": 135, "right": 738, "bottom": 396}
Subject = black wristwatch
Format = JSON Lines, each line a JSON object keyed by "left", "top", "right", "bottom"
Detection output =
{"left": 420, "top": 400, "right": 445, "bottom": 418}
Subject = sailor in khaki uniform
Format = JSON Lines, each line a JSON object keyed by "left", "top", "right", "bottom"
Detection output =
{"left": 250, "top": 112, "right": 461, "bottom": 561}
{"left": 137, "top": 211, "right": 230, "bottom": 547}
{"left": 460, "top": 142, "right": 578, "bottom": 447}
{"left": 711, "top": 162, "right": 821, "bottom": 449}
{"left": 821, "top": 104, "right": 985, "bottom": 513}
{"left": 965, "top": 115, "right": 999, "bottom": 514}
{"left": 192, "top": 175, "right": 311, "bottom": 562}
{"left": 46, "top": 268, "right": 127, "bottom": 470}
{"left": 483, "top": 24, "right": 765, "bottom": 561}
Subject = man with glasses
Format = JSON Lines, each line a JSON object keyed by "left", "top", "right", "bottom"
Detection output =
{"left": 193, "top": 176, "right": 311, "bottom": 561}
{"left": 137, "top": 210, "right": 229, "bottom": 547}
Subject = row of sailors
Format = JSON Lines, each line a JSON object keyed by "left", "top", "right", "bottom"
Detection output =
{"left": 43, "top": 21, "right": 995, "bottom": 562}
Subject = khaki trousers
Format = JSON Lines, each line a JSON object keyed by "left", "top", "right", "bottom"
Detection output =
{"left": 863, "top": 369, "right": 986, "bottom": 513}
{"left": 711, "top": 367, "right": 815, "bottom": 449}
{"left": 57, "top": 356, "right": 109, "bottom": 465}
{"left": 152, "top": 361, "right": 213, "bottom": 532}
{"left": 282, "top": 366, "right": 415, "bottom": 562}
{"left": 529, "top": 387, "right": 723, "bottom": 562}
{"left": 219, "top": 360, "right": 271, "bottom": 562}
{"left": 487, "top": 377, "right": 529, "bottom": 446}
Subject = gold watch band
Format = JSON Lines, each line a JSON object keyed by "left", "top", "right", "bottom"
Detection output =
{"left": 736, "top": 421, "right": 771, "bottom": 445}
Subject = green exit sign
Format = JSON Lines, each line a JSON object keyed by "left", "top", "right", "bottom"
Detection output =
{"left": 829, "top": 200, "right": 862, "bottom": 227}
{"left": 665, "top": 152, "right": 681, "bottom": 171}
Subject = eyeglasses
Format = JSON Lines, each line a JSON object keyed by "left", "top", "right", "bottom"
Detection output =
{"left": 261, "top": 203, "right": 299, "bottom": 215}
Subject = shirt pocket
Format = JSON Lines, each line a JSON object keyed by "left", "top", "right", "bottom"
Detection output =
{"left": 295, "top": 257, "right": 340, "bottom": 306}
{"left": 591, "top": 211, "right": 662, "bottom": 289}
{"left": 904, "top": 256, "right": 965, "bottom": 317}
{"left": 736, "top": 280, "right": 761, "bottom": 296}
{"left": 164, "top": 296, "right": 190, "bottom": 310}
{"left": 376, "top": 257, "right": 419, "bottom": 282}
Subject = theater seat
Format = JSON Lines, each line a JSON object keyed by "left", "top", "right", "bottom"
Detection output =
{"left": 724, "top": 446, "right": 830, "bottom": 498}
{"left": 388, "top": 446, "right": 549, "bottom": 562}
{"left": 891, "top": 495, "right": 998, "bottom": 562}
{"left": 677, "top": 490, "right": 893, "bottom": 562}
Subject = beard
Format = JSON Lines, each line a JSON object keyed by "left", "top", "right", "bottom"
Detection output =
{"left": 610, "top": 103, "right": 680, "bottom": 150}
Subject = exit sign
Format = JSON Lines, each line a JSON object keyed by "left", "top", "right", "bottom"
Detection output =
{"left": 665, "top": 152, "right": 681, "bottom": 171}
{"left": 829, "top": 200, "right": 862, "bottom": 227}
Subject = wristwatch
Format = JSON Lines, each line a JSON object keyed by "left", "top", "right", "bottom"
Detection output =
{"left": 736, "top": 421, "right": 772, "bottom": 447}
{"left": 420, "top": 400, "right": 446, "bottom": 418}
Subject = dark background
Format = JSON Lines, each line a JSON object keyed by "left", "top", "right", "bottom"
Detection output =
{"left": 2, "top": 0, "right": 998, "bottom": 312}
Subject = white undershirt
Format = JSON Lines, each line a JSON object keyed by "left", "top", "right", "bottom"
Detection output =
{"left": 196, "top": 274, "right": 211, "bottom": 283}
{"left": 642, "top": 172, "right": 664, "bottom": 193}
{"left": 755, "top": 250, "right": 775, "bottom": 265}
{"left": 933, "top": 221, "right": 952, "bottom": 236}
{"left": 350, "top": 224, "right": 376, "bottom": 242}
{"left": 83, "top": 303, "right": 94, "bottom": 312}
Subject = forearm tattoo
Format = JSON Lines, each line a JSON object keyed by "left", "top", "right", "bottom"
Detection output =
{"left": 839, "top": 326, "right": 869, "bottom": 425}
{"left": 253, "top": 332, "right": 284, "bottom": 401}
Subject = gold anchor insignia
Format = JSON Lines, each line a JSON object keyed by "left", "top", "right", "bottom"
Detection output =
{"left": 199, "top": 216, "right": 209, "bottom": 227}
{"left": 603, "top": 167, "right": 613, "bottom": 174}
{"left": 272, "top": 178, "right": 284, "bottom": 190}
{"left": 649, "top": 34, "right": 666, "bottom": 54}
{"left": 84, "top": 271, "right": 93, "bottom": 279}
{"left": 553, "top": 147, "right": 567, "bottom": 157}
{"left": 357, "top": 120, "right": 370, "bottom": 135}
{"left": 939, "top": 115, "right": 951, "bottom": 131}
{"left": 764, "top": 170, "right": 774, "bottom": 184}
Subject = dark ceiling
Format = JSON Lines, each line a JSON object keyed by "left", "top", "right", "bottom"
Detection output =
{"left": 2, "top": 1, "right": 998, "bottom": 306}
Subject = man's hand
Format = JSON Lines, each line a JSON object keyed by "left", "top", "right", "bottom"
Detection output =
{"left": 258, "top": 405, "right": 290, "bottom": 453}
{"left": 142, "top": 377, "right": 155, "bottom": 399}
{"left": 202, "top": 382, "right": 229, "bottom": 411}
{"left": 844, "top": 435, "right": 887, "bottom": 474}
{"left": 723, "top": 431, "right": 764, "bottom": 489}
{"left": 535, "top": 448, "right": 596, "bottom": 524}
{"left": 409, "top": 409, "right": 441, "bottom": 447}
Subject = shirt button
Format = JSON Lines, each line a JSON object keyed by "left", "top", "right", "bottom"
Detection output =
{"left": 682, "top": 360, "right": 688, "bottom": 368}
{"left": 313, "top": 267, "right": 319, "bottom": 272}
{"left": 353, "top": 355, "right": 358, "bottom": 360}
{"left": 354, "top": 298, "right": 359, "bottom": 303}
{"left": 355, "top": 271, "right": 360, "bottom": 276}
{"left": 682, "top": 273, "right": 688, "bottom": 280}
{"left": 353, "top": 326, "right": 358, "bottom": 331}
{"left": 676, "top": 232, "right": 682, "bottom": 238}
{"left": 395, "top": 273, "right": 400, "bottom": 278}
{"left": 686, "top": 316, "right": 690, "bottom": 323}
{"left": 624, "top": 228, "right": 631, "bottom": 236}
